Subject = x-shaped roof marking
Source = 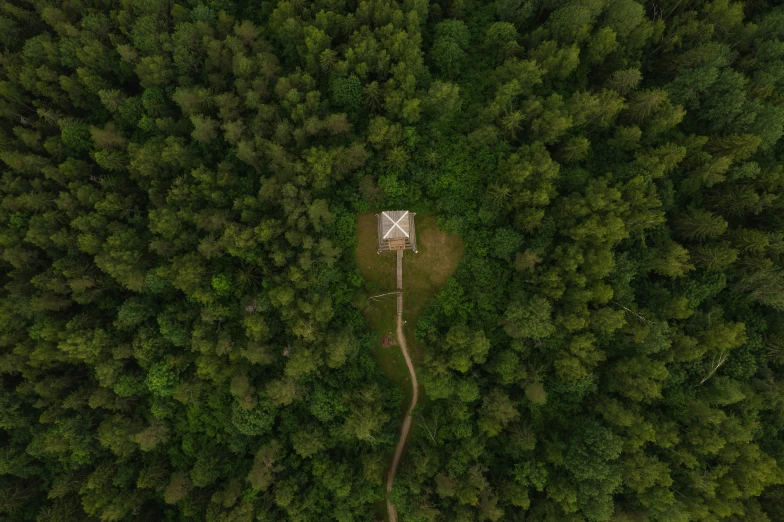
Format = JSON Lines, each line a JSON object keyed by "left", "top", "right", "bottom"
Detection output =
{"left": 382, "top": 211, "right": 409, "bottom": 239}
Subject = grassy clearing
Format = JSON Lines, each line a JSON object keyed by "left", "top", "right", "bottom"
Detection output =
{"left": 356, "top": 212, "right": 464, "bottom": 398}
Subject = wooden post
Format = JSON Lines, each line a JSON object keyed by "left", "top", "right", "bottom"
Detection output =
{"left": 410, "top": 212, "right": 417, "bottom": 253}
{"left": 397, "top": 250, "right": 403, "bottom": 315}
{"left": 396, "top": 250, "right": 403, "bottom": 290}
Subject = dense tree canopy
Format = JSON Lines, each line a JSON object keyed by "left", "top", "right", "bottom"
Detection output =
{"left": 2, "top": 0, "right": 784, "bottom": 521}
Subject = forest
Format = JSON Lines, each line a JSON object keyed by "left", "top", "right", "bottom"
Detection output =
{"left": 2, "top": 0, "right": 784, "bottom": 521}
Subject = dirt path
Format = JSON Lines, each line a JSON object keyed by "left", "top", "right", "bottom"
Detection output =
{"left": 386, "top": 312, "right": 418, "bottom": 522}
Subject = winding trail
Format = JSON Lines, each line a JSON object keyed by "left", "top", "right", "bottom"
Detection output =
{"left": 386, "top": 251, "right": 419, "bottom": 521}
{"left": 386, "top": 312, "right": 418, "bottom": 522}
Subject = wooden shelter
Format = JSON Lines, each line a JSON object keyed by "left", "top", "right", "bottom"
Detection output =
{"left": 377, "top": 211, "right": 417, "bottom": 253}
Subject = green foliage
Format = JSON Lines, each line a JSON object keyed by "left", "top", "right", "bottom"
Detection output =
{"left": 61, "top": 123, "right": 91, "bottom": 152}
{"left": 211, "top": 273, "right": 233, "bottom": 297}
{"left": 330, "top": 75, "right": 362, "bottom": 111}
{"left": 146, "top": 362, "right": 178, "bottom": 398}
{"left": 564, "top": 422, "right": 624, "bottom": 520}
{"left": 231, "top": 402, "right": 276, "bottom": 436}
{"left": 115, "top": 297, "right": 154, "bottom": 330}
{"left": 431, "top": 20, "right": 471, "bottom": 78}
{"left": 434, "top": 20, "right": 471, "bottom": 50}
{"left": 504, "top": 296, "right": 555, "bottom": 340}
{"left": 485, "top": 22, "right": 520, "bottom": 60}
{"left": 492, "top": 227, "right": 524, "bottom": 260}
{"left": 431, "top": 37, "right": 466, "bottom": 78}
{"left": 2, "top": 1, "right": 784, "bottom": 521}
{"left": 442, "top": 326, "right": 491, "bottom": 373}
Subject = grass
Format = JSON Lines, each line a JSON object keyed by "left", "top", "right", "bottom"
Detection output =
{"left": 356, "top": 213, "right": 464, "bottom": 396}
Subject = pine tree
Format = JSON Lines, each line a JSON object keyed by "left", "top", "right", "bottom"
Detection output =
{"left": 675, "top": 209, "right": 728, "bottom": 241}
{"left": 624, "top": 89, "right": 668, "bottom": 123}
